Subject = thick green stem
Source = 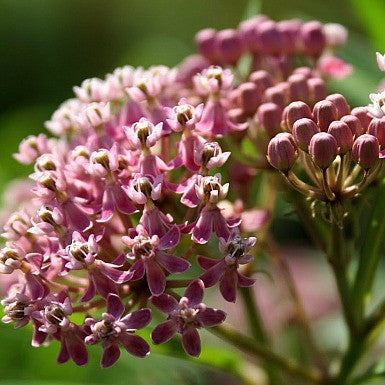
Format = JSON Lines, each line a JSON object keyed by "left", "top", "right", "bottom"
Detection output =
{"left": 240, "top": 287, "right": 282, "bottom": 385}
{"left": 328, "top": 216, "right": 358, "bottom": 336}
{"left": 352, "top": 175, "right": 385, "bottom": 324}
{"left": 210, "top": 324, "right": 323, "bottom": 384}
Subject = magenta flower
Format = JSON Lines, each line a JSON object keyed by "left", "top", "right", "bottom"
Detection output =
{"left": 165, "top": 98, "right": 203, "bottom": 133}
{"left": 33, "top": 293, "right": 88, "bottom": 366}
{"left": 197, "top": 231, "right": 256, "bottom": 302}
{"left": 150, "top": 279, "right": 226, "bottom": 357}
{"left": 85, "top": 294, "right": 151, "bottom": 368}
{"left": 61, "top": 232, "right": 133, "bottom": 302}
{"left": 123, "top": 225, "right": 190, "bottom": 296}
{"left": 89, "top": 145, "right": 137, "bottom": 222}
{"left": 123, "top": 118, "right": 163, "bottom": 151}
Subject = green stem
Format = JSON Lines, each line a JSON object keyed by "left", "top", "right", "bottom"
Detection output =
{"left": 352, "top": 175, "right": 385, "bottom": 324}
{"left": 282, "top": 184, "right": 329, "bottom": 253}
{"left": 240, "top": 287, "right": 282, "bottom": 385}
{"left": 210, "top": 324, "right": 323, "bottom": 384}
{"left": 328, "top": 215, "right": 358, "bottom": 336}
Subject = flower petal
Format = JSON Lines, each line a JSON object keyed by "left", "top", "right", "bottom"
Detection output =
{"left": 182, "top": 327, "right": 201, "bottom": 357}
{"left": 120, "top": 333, "right": 150, "bottom": 358}
{"left": 184, "top": 279, "right": 204, "bottom": 306}
{"left": 151, "top": 319, "right": 178, "bottom": 344}
{"left": 107, "top": 294, "right": 125, "bottom": 319}
{"left": 199, "top": 260, "right": 226, "bottom": 287}
{"left": 150, "top": 294, "right": 179, "bottom": 314}
{"left": 156, "top": 251, "right": 190, "bottom": 274}
{"left": 120, "top": 308, "right": 152, "bottom": 330}
{"left": 101, "top": 343, "right": 120, "bottom": 368}
{"left": 198, "top": 308, "right": 226, "bottom": 327}
{"left": 146, "top": 260, "right": 166, "bottom": 296}
{"left": 219, "top": 269, "right": 238, "bottom": 302}
{"left": 159, "top": 225, "right": 180, "bottom": 250}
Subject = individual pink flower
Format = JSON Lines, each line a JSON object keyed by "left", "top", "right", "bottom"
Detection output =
{"left": 89, "top": 145, "right": 137, "bottom": 222}
{"left": 1, "top": 292, "right": 35, "bottom": 328}
{"left": 150, "top": 279, "right": 226, "bottom": 357}
{"left": 123, "top": 225, "right": 190, "bottom": 296}
{"left": 13, "top": 134, "right": 50, "bottom": 165}
{"left": 123, "top": 118, "right": 163, "bottom": 151}
{"left": 317, "top": 55, "right": 353, "bottom": 80}
{"left": 165, "top": 98, "right": 203, "bottom": 132}
{"left": 33, "top": 293, "right": 88, "bottom": 366}
{"left": 197, "top": 231, "right": 256, "bottom": 302}
{"left": 61, "top": 233, "right": 133, "bottom": 302}
{"left": 85, "top": 294, "right": 151, "bottom": 368}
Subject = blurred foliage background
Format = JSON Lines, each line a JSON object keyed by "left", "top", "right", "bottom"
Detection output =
{"left": 0, "top": 0, "right": 384, "bottom": 384}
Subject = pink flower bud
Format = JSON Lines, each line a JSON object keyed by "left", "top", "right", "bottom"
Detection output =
{"left": 237, "top": 82, "right": 262, "bottom": 116}
{"left": 351, "top": 107, "right": 372, "bottom": 132}
{"left": 277, "top": 19, "right": 302, "bottom": 55}
{"left": 256, "top": 21, "right": 283, "bottom": 56}
{"left": 301, "top": 21, "right": 326, "bottom": 57}
{"left": 327, "top": 120, "right": 353, "bottom": 154}
{"left": 256, "top": 103, "right": 282, "bottom": 137}
{"left": 313, "top": 100, "right": 338, "bottom": 131}
{"left": 282, "top": 101, "right": 313, "bottom": 132}
{"left": 326, "top": 94, "right": 350, "bottom": 118}
{"left": 267, "top": 133, "right": 297, "bottom": 172}
{"left": 263, "top": 82, "right": 290, "bottom": 108}
{"left": 215, "top": 29, "right": 243, "bottom": 65}
{"left": 323, "top": 23, "right": 348, "bottom": 48}
{"left": 195, "top": 28, "right": 218, "bottom": 62}
{"left": 288, "top": 73, "right": 309, "bottom": 101}
{"left": 352, "top": 134, "right": 380, "bottom": 169}
{"left": 249, "top": 70, "right": 274, "bottom": 91}
{"left": 317, "top": 55, "right": 353, "bottom": 80}
{"left": 309, "top": 132, "right": 338, "bottom": 169}
{"left": 238, "top": 15, "right": 269, "bottom": 52}
{"left": 292, "top": 118, "right": 319, "bottom": 151}
{"left": 368, "top": 117, "right": 385, "bottom": 147}
{"left": 307, "top": 77, "right": 327, "bottom": 104}
{"left": 341, "top": 114, "right": 364, "bottom": 136}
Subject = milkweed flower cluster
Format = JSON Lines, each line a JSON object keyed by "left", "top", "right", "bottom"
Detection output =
{"left": 0, "top": 14, "right": 373, "bottom": 368}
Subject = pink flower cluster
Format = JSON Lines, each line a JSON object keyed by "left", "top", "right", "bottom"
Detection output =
{"left": 0, "top": 15, "right": 353, "bottom": 367}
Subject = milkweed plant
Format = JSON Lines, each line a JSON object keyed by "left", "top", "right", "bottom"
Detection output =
{"left": 2, "top": 13, "right": 385, "bottom": 385}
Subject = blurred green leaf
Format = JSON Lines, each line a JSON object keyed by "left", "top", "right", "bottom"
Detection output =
{"left": 351, "top": 0, "right": 385, "bottom": 50}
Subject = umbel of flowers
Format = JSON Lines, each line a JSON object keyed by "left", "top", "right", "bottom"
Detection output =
{"left": 2, "top": 13, "right": 385, "bottom": 381}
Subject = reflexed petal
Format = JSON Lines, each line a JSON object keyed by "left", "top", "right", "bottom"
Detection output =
{"left": 121, "top": 308, "right": 152, "bottom": 330}
{"left": 120, "top": 333, "right": 150, "bottom": 358}
{"left": 92, "top": 270, "right": 118, "bottom": 299}
{"left": 26, "top": 273, "right": 45, "bottom": 300}
{"left": 198, "top": 308, "right": 226, "bottom": 327}
{"left": 237, "top": 273, "right": 256, "bottom": 287}
{"left": 101, "top": 343, "right": 120, "bottom": 368}
{"left": 156, "top": 251, "right": 190, "bottom": 274}
{"left": 150, "top": 293, "right": 179, "bottom": 314}
{"left": 199, "top": 260, "right": 226, "bottom": 287}
{"left": 197, "top": 255, "right": 219, "bottom": 270}
{"left": 184, "top": 279, "right": 204, "bottom": 306}
{"left": 220, "top": 269, "right": 238, "bottom": 302}
{"left": 182, "top": 327, "right": 201, "bottom": 357}
{"left": 151, "top": 319, "right": 178, "bottom": 344}
{"left": 146, "top": 261, "right": 166, "bottom": 296}
{"left": 98, "top": 189, "right": 114, "bottom": 222}
{"left": 65, "top": 331, "right": 88, "bottom": 366}
{"left": 191, "top": 208, "right": 213, "bottom": 244}
{"left": 129, "top": 259, "right": 145, "bottom": 281}
{"left": 100, "top": 262, "right": 134, "bottom": 284}
{"left": 107, "top": 294, "right": 125, "bottom": 319}
{"left": 159, "top": 225, "right": 180, "bottom": 250}
{"left": 80, "top": 278, "right": 96, "bottom": 302}
{"left": 112, "top": 184, "right": 137, "bottom": 215}
{"left": 212, "top": 209, "right": 230, "bottom": 240}
{"left": 57, "top": 340, "right": 70, "bottom": 364}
